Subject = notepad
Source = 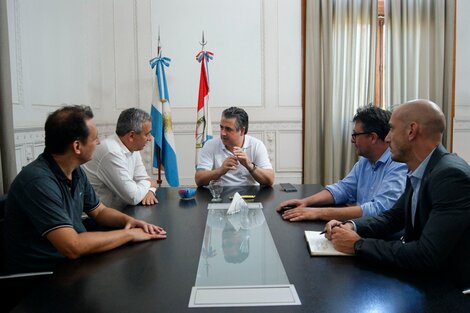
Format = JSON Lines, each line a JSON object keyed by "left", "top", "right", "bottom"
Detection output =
{"left": 304, "top": 231, "right": 352, "bottom": 256}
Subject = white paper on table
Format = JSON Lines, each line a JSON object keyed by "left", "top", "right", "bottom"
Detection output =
{"left": 207, "top": 202, "right": 263, "bottom": 210}
{"left": 226, "top": 192, "right": 247, "bottom": 215}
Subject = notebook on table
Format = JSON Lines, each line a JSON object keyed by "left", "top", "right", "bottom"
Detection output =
{"left": 304, "top": 230, "right": 352, "bottom": 256}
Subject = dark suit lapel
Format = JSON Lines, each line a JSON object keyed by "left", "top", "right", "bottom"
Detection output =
{"left": 409, "top": 144, "right": 449, "bottom": 237}
{"left": 421, "top": 144, "right": 448, "bottom": 179}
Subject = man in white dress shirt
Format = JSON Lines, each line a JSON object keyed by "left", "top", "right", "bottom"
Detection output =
{"left": 195, "top": 107, "right": 274, "bottom": 186}
{"left": 83, "top": 108, "right": 158, "bottom": 209}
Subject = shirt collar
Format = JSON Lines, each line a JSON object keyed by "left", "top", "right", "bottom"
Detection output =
{"left": 115, "top": 133, "right": 132, "bottom": 156}
{"left": 42, "top": 150, "right": 79, "bottom": 187}
{"left": 408, "top": 147, "right": 436, "bottom": 181}
{"left": 220, "top": 136, "right": 249, "bottom": 154}
{"left": 369, "top": 147, "right": 391, "bottom": 170}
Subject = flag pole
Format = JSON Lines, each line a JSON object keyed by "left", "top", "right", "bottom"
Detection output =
{"left": 156, "top": 27, "right": 162, "bottom": 186}
{"left": 200, "top": 30, "right": 206, "bottom": 51}
{"left": 150, "top": 27, "right": 179, "bottom": 187}
{"left": 195, "top": 31, "right": 214, "bottom": 166}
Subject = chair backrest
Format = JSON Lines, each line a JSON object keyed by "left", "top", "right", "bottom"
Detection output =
{"left": 0, "top": 194, "right": 6, "bottom": 218}
{"left": 0, "top": 194, "right": 7, "bottom": 271}
{"left": 0, "top": 194, "right": 53, "bottom": 276}
{"left": 0, "top": 194, "right": 54, "bottom": 312}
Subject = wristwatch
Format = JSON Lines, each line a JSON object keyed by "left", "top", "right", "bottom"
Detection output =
{"left": 249, "top": 162, "right": 257, "bottom": 173}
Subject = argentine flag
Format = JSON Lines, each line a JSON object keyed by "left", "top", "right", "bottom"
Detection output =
{"left": 150, "top": 55, "right": 179, "bottom": 187}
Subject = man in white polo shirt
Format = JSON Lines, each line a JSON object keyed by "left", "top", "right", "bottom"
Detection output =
{"left": 83, "top": 108, "right": 158, "bottom": 209}
{"left": 195, "top": 107, "right": 274, "bottom": 186}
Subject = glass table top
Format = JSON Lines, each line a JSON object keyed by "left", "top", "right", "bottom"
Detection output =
{"left": 195, "top": 207, "right": 290, "bottom": 287}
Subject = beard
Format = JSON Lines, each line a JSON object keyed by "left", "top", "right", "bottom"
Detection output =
{"left": 390, "top": 143, "right": 408, "bottom": 163}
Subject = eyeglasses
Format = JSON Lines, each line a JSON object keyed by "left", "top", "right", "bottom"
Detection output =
{"left": 351, "top": 132, "right": 372, "bottom": 139}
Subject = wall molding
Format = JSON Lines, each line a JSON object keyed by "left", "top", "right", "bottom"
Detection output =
{"left": 11, "top": 0, "right": 24, "bottom": 106}
{"left": 14, "top": 120, "right": 303, "bottom": 185}
{"left": 454, "top": 118, "right": 470, "bottom": 131}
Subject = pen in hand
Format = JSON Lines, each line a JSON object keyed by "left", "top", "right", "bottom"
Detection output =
{"left": 319, "top": 222, "right": 348, "bottom": 235}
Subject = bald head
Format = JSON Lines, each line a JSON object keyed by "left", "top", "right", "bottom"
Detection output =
{"left": 387, "top": 99, "right": 445, "bottom": 169}
{"left": 394, "top": 99, "right": 445, "bottom": 141}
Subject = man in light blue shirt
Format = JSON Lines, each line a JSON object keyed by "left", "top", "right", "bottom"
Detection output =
{"left": 325, "top": 99, "right": 470, "bottom": 288}
{"left": 277, "top": 105, "right": 407, "bottom": 222}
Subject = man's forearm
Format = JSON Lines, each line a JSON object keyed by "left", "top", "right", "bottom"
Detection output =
{"left": 303, "top": 189, "right": 335, "bottom": 207}
{"left": 195, "top": 169, "right": 223, "bottom": 187}
{"left": 314, "top": 205, "right": 363, "bottom": 222}
{"left": 91, "top": 204, "right": 133, "bottom": 228}
{"left": 250, "top": 168, "right": 274, "bottom": 186}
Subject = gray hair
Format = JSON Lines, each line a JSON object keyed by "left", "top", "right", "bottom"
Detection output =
{"left": 222, "top": 107, "right": 249, "bottom": 134}
{"left": 115, "top": 108, "right": 151, "bottom": 136}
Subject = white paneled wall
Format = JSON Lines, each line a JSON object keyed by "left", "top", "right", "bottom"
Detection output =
{"left": 9, "top": 0, "right": 470, "bottom": 185}
{"left": 8, "top": 0, "right": 303, "bottom": 186}
{"left": 454, "top": 0, "right": 470, "bottom": 163}
{"left": 14, "top": 128, "right": 45, "bottom": 172}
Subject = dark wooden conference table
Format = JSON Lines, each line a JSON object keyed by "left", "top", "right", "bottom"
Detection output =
{"left": 11, "top": 184, "right": 470, "bottom": 313}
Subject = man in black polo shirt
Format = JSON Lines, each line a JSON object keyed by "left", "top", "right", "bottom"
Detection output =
{"left": 4, "top": 105, "right": 167, "bottom": 274}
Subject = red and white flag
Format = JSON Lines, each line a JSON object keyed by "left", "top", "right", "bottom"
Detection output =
{"left": 195, "top": 50, "right": 214, "bottom": 165}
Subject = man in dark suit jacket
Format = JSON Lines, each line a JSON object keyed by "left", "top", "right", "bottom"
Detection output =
{"left": 325, "top": 99, "right": 470, "bottom": 288}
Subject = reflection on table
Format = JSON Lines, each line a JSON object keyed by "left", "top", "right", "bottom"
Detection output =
{"left": 196, "top": 207, "right": 289, "bottom": 287}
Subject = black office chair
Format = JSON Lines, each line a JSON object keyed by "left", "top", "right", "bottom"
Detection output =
{"left": 0, "top": 194, "right": 52, "bottom": 313}
{"left": 0, "top": 194, "right": 8, "bottom": 271}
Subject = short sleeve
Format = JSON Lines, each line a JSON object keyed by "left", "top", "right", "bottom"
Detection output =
{"left": 81, "top": 169, "right": 100, "bottom": 212}
{"left": 20, "top": 177, "right": 74, "bottom": 236}
{"left": 197, "top": 140, "right": 216, "bottom": 170}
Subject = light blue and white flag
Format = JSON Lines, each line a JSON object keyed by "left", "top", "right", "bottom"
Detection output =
{"left": 150, "top": 54, "right": 179, "bottom": 187}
